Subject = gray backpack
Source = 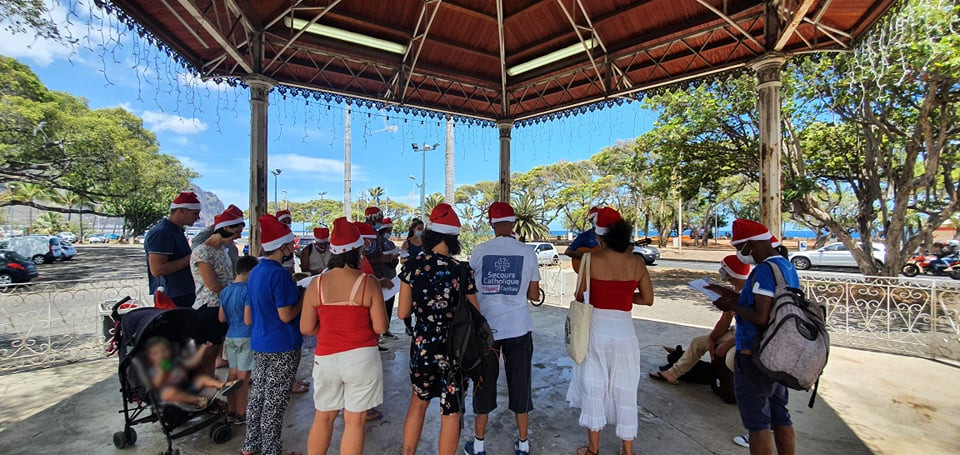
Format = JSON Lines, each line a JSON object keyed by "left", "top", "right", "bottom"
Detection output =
{"left": 753, "top": 262, "right": 829, "bottom": 407}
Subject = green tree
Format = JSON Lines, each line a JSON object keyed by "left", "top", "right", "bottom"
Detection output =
{"left": 512, "top": 193, "right": 548, "bottom": 241}
{"left": 423, "top": 193, "right": 446, "bottom": 216}
{"left": 0, "top": 1, "right": 68, "bottom": 43}
{"left": 31, "top": 211, "right": 69, "bottom": 235}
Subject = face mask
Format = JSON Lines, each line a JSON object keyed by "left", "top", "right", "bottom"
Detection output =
{"left": 718, "top": 269, "right": 730, "bottom": 281}
{"left": 736, "top": 245, "right": 756, "bottom": 265}
{"left": 414, "top": 230, "right": 423, "bottom": 238}
{"left": 373, "top": 223, "right": 382, "bottom": 230}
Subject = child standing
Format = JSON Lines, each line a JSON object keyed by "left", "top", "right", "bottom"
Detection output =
{"left": 219, "top": 255, "right": 259, "bottom": 425}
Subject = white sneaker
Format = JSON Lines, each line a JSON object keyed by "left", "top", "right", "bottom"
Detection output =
{"left": 733, "top": 435, "right": 750, "bottom": 448}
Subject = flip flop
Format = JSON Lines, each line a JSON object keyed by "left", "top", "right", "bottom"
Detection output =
{"left": 576, "top": 446, "right": 598, "bottom": 455}
{"left": 291, "top": 382, "right": 309, "bottom": 394}
{"left": 366, "top": 408, "right": 383, "bottom": 421}
{"left": 649, "top": 371, "right": 679, "bottom": 385}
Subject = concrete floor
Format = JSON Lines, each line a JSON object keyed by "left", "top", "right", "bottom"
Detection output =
{"left": 1, "top": 303, "right": 958, "bottom": 455}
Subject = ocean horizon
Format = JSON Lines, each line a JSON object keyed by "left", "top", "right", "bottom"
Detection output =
{"left": 548, "top": 229, "right": 853, "bottom": 240}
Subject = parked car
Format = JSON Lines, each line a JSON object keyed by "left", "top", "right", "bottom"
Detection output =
{"left": 6, "top": 235, "right": 63, "bottom": 265}
{"left": 295, "top": 236, "right": 315, "bottom": 254}
{"left": 0, "top": 250, "right": 38, "bottom": 285}
{"left": 88, "top": 233, "right": 109, "bottom": 244}
{"left": 789, "top": 242, "right": 885, "bottom": 270}
{"left": 60, "top": 241, "right": 77, "bottom": 260}
{"left": 57, "top": 231, "right": 77, "bottom": 243}
{"left": 527, "top": 242, "right": 560, "bottom": 266}
{"left": 632, "top": 239, "right": 660, "bottom": 265}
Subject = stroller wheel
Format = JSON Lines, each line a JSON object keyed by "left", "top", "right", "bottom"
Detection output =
{"left": 124, "top": 427, "right": 137, "bottom": 445}
{"left": 112, "top": 431, "right": 128, "bottom": 449}
{"left": 209, "top": 421, "right": 233, "bottom": 444}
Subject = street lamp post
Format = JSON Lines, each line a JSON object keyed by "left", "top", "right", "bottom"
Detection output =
{"left": 411, "top": 143, "right": 439, "bottom": 220}
{"left": 318, "top": 191, "right": 327, "bottom": 226}
{"left": 271, "top": 169, "right": 282, "bottom": 212}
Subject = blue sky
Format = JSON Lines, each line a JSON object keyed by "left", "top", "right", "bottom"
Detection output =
{"left": 1, "top": 2, "right": 658, "bottom": 213}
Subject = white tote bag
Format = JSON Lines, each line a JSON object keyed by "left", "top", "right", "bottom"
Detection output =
{"left": 565, "top": 252, "right": 593, "bottom": 364}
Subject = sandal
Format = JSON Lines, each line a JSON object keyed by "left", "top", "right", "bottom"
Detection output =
{"left": 649, "top": 371, "right": 679, "bottom": 385}
{"left": 365, "top": 407, "right": 383, "bottom": 421}
{"left": 291, "top": 381, "right": 310, "bottom": 394}
{"left": 576, "top": 446, "right": 598, "bottom": 455}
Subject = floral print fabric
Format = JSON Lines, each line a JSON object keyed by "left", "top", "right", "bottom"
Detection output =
{"left": 398, "top": 251, "right": 476, "bottom": 414}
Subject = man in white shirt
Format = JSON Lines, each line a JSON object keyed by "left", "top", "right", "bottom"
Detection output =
{"left": 465, "top": 202, "right": 541, "bottom": 455}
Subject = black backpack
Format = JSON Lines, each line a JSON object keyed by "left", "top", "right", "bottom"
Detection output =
{"left": 446, "top": 263, "right": 495, "bottom": 375}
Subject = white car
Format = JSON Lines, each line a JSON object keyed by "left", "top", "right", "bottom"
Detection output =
{"left": 57, "top": 231, "right": 77, "bottom": 243}
{"left": 789, "top": 242, "right": 885, "bottom": 270}
{"left": 526, "top": 242, "right": 560, "bottom": 266}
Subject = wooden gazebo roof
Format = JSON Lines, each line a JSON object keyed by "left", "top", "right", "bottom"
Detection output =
{"left": 102, "top": 0, "right": 896, "bottom": 125}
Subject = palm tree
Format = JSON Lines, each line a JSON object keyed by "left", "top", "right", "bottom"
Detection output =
{"left": 32, "top": 212, "right": 69, "bottom": 235}
{"left": 423, "top": 193, "right": 446, "bottom": 216}
{"left": 513, "top": 193, "right": 548, "bottom": 241}
{"left": 9, "top": 183, "right": 61, "bottom": 235}
{"left": 367, "top": 186, "right": 385, "bottom": 205}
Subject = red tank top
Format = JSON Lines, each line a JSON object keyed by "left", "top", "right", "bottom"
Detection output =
{"left": 314, "top": 273, "right": 379, "bottom": 356}
{"left": 589, "top": 279, "right": 637, "bottom": 312}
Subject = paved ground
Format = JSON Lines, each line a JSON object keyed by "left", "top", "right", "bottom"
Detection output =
{"left": 1, "top": 299, "right": 958, "bottom": 454}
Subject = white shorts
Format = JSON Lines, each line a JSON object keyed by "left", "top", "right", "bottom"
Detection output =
{"left": 312, "top": 346, "right": 383, "bottom": 412}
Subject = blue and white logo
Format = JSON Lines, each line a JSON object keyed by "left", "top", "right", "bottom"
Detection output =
{"left": 481, "top": 255, "right": 523, "bottom": 295}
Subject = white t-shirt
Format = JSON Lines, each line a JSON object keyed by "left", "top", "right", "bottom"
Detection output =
{"left": 469, "top": 236, "right": 541, "bottom": 341}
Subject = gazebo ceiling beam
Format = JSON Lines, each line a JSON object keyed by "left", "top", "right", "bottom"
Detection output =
{"left": 695, "top": 0, "right": 764, "bottom": 52}
{"left": 224, "top": 0, "right": 261, "bottom": 32}
{"left": 398, "top": 0, "right": 444, "bottom": 103}
{"left": 496, "top": 0, "right": 509, "bottom": 118}
{"left": 554, "top": 0, "right": 607, "bottom": 92}
{"left": 158, "top": 0, "right": 209, "bottom": 49}
{"left": 263, "top": 0, "right": 342, "bottom": 74}
{"left": 774, "top": 0, "right": 817, "bottom": 51}
{"left": 442, "top": 0, "right": 496, "bottom": 23}
{"left": 263, "top": 0, "right": 304, "bottom": 31}
{"left": 175, "top": 0, "right": 253, "bottom": 73}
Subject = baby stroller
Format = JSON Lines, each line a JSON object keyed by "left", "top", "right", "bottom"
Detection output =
{"left": 111, "top": 301, "right": 233, "bottom": 455}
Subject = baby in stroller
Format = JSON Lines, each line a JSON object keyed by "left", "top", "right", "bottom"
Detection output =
{"left": 146, "top": 337, "right": 241, "bottom": 409}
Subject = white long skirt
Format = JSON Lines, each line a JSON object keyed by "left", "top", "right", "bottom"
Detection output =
{"left": 566, "top": 308, "right": 642, "bottom": 440}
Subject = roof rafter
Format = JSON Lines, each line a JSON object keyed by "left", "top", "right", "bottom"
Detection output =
{"left": 175, "top": 0, "right": 253, "bottom": 73}
{"left": 774, "top": 0, "right": 817, "bottom": 51}
{"left": 263, "top": 0, "right": 341, "bottom": 74}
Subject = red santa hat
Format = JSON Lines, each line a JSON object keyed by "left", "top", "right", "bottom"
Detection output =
{"left": 354, "top": 221, "right": 378, "bottom": 239}
{"left": 731, "top": 219, "right": 772, "bottom": 245}
{"left": 488, "top": 202, "right": 516, "bottom": 224}
{"left": 720, "top": 255, "right": 751, "bottom": 280}
{"left": 364, "top": 206, "right": 382, "bottom": 218}
{"left": 380, "top": 217, "right": 394, "bottom": 229}
{"left": 259, "top": 215, "right": 295, "bottom": 251}
{"left": 170, "top": 191, "right": 201, "bottom": 211}
{"left": 427, "top": 203, "right": 461, "bottom": 235}
{"left": 330, "top": 218, "right": 363, "bottom": 254}
{"left": 594, "top": 207, "right": 622, "bottom": 236}
{"left": 213, "top": 209, "right": 244, "bottom": 231}
{"left": 313, "top": 227, "right": 330, "bottom": 243}
{"left": 225, "top": 204, "right": 243, "bottom": 218}
{"left": 587, "top": 206, "right": 600, "bottom": 222}
{"left": 275, "top": 209, "right": 292, "bottom": 223}
{"left": 770, "top": 235, "right": 781, "bottom": 248}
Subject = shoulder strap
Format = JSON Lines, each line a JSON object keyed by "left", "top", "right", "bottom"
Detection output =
{"left": 766, "top": 260, "right": 786, "bottom": 288}
{"left": 578, "top": 252, "right": 591, "bottom": 294}
{"left": 316, "top": 274, "right": 325, "bottom": 306}
{"left": 349, "top": 274, "right": 366, "bottom": 303}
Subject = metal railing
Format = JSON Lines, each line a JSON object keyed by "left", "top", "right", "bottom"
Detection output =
{"left": 0, "top": 278, "right": 149, "bottom": 373}
{"left": 800, "top": 272, "right": 960, "bottom": 361}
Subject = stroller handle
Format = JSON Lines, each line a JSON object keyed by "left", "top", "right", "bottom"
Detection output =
{"left": 111, "top": 296, "right": 133, "bottom": 320}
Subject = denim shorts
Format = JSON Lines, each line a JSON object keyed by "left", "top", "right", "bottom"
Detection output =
{"left": 733, "top": 353, "right": 792, "bottom": 431}
{"left": 224, "top": 337, "right": 254, "bottom": 372}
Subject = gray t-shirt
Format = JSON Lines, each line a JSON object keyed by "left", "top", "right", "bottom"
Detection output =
{"left": 469, "top": 236, "right": 541, "bottom": 340}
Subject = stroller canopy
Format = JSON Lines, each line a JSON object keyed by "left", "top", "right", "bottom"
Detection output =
{"left": 118, "top": 308, "right": 199, "bottom": 363}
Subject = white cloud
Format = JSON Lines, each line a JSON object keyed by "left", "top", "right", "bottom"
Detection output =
{"left": 0, "top": 1, "right": 122, "bottom": 67}
{"left": 142, "top": 110, "right": 208, "bottom": 134}
{"left": 178, "top": 73, "right": 229, "bottom": 92}
{"left": 270, "top": 153, "right": 365, "bottom": 181}
{"left": 174, "top": 155, "right": 206, "bottom": 173}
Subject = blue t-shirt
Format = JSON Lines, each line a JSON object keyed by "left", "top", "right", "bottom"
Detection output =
{"left": 220, "top": 282, "right": 252, "bottom": 339}
{"left": 247, "top": 259, "right": 302, "bottom": 353}
{"left": 144, "top": 218, "right": 195, "bottom": 298}
{"left": 735, "top": 256, "right": 800, "bottom": 350}
{"left": 568, "top": 229, "right": 599, "bottom": 251}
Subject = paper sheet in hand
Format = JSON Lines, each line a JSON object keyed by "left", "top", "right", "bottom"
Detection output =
{"left": 298, "top": 274, "right": 319, "bottom": 288}
{"left": 382, "top": 276, "right": 401, "bottom": 301}
{"left": 383, "top": 248, "right": 403, "bottom": 256}
{"left": 688, "top": 278, "right": 721, "bottom": 301}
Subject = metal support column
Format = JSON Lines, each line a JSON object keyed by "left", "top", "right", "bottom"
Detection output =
{"left": 444, "top": 116, "right": 455, "bottom": 204}
{"left": 497, "top": 120, "right": 513, "bottom": 202}
{"left": 752, "top": 53, "right": 786, "bottom": 238}
{"left": 344, "top": 105, "right": 352, "bottom": 219}
{"left": 247, "top": 75, "right": 274, "bottom": 256}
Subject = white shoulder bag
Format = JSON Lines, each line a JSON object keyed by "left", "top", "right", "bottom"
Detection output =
{"left": 565, "top": 252, "right": 593, "bottom": 364}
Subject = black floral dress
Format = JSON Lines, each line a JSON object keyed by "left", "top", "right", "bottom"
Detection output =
{"left": 398, "top": 251, "right": 476, "bottom": 415}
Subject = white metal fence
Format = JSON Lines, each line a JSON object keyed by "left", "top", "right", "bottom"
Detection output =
{"left": 0, "top": 279, "right": 149, "bottom": 372}
{"left": 1, "top": 269, "right": 957, "bottom": 373}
